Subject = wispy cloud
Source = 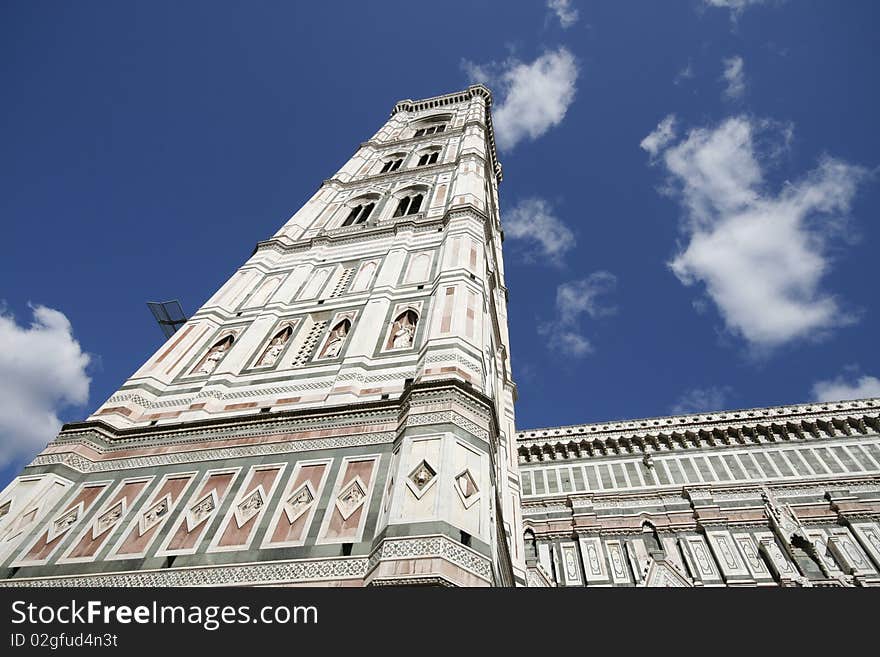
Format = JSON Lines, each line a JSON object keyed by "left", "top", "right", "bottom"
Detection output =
{"left": 674, "top": 61, "right": 694, "bottom": 86}
{"left": 538, "top": 272, "right": 617, "bottom": 357}
{"left": 503, "top": 197, "right": 575, "bottom": 263}
{"left": 642, "top": 115, "right": 869, "bottom": 353}
{"left": 547, "top": 0, "right": 579, "bottom": 28}
{"left": 462, "top": 47, "right": 579, "bottom": 151}
{"left": 0, "top": 304, "right": 91, "bottom": 468}
{"left": 722, "top": 55, "right": 746, "bottom": 100}
{"left": 812, "top": 369, "right": 880, "bottom": 402}
{"left": 704, "top": 0, "right": 773, "bottom": 22}
{"left": 671, "top": 386, "right": 731, "bottom": 414}
{"left": 640, "top": 114, "right": 677, "bottom": 159}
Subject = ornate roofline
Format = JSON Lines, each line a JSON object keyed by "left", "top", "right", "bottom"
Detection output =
{"left": 516, "top": 397, "right": 880, "bottom": 461}
{"left": 390, "top": 85, "right": 503, "bottom": 184}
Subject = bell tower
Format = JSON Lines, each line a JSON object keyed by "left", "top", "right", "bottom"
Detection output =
{"left": 0, "top": 86, "right": 526, "bottom": 587}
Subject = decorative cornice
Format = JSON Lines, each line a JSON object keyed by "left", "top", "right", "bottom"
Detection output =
{"left": 366, "top": 534, "right": 493, "bottom": 582}
{"left": 0, "top": 557, "right": 369, "bottom": 587}
{"left": 60, "top": 396, "right": 400, "bottom": 449}
{"left": 322, "top": 155, "right": 457, "bottom": 190}
{"left": 30, "top": 431, "right": 396, "bottom": 474}
{"left": 390, "top": 85, "right": 502, "bottom": 184}
{"left": 254, "top": 212, "right": 447, "bottom": 256}
{"left": 517, "top": 398, "right": 880, "bottom": 462}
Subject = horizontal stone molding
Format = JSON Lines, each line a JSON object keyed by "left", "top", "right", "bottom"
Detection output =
{"left": 30, "top": 432, "right": 396, "bottom": 473}
{"left": 0, "top": 557, "right": 368, "bottom": 587}
{"left": 518, "top": 399, "right": 880, "bottom": 462}
{"left": 366, "top": 534, "right": 493, "bottom": 582}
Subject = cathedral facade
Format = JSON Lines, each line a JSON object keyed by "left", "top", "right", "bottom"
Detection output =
{"left": 0, "top": 87, "right": 878, "bottom": 587}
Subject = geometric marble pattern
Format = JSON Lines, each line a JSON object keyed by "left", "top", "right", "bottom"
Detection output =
{"left": 335, "top": 477, "right": 367, "bottom": 521}
{"left": 233, "top": 486, "right": 266, "bottom": 529}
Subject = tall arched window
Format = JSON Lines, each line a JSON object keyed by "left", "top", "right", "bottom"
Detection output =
{"left": 393, "top": 192, "right": 423, "bottom": 217}
{"left": 641, "top": 521, "right": 663, "bottom": 554}
{"left": 413, "top": 124, "right": 446, "bottom": 137}
{"left": 380, "top": 157, "right": 403, "bottom": 173}
{"left": 416, "top": 150, "right": 439, "bottom": 167}
{"left": 342, "top": 202, "right": 375, "bottom": 227}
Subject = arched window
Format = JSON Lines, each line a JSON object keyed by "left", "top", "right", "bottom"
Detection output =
{"left": 416, "top": 150, "right": 439, "bottom": 167}
{"left": 641, "top": 521, "right": 663, "bottom": 554}
{"left": 413, "top": 124, "right": 446, "bottom": 138}
{"left": 319, "top": 319, "right": 351, "bottom": 359}
{"left": 393, "top": 192, "right": 424, "bottom": 218}
{"left": 380, "top": 157, "right": 403, "bottom": 173}
{"left": 193, "top": 335, "right": 234, "bottom": 375}
{"left": 342, "top": 202, "right": 375, "bottom": 227}
{"left": 386, "top": 310, "right": 418, "bottom": 350}
{"left": 256, "top": 325, "right": 293, "bottom": 368}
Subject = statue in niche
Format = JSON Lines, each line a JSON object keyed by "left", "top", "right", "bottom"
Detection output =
{"left": 257, "top": 326, "right": 292, "bottom": 367}
{"left": 195, "top": 336, "right": 234, "bottom": 375}
{"left": 321, "top": 320, "right": 350, "bottom": 358}
{"left": 387, "top": 310, "right": 418, "bottom": 350}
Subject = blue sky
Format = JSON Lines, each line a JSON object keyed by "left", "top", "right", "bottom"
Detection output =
{"left": 1, "top": 1, "right": 878, "bottom": 487}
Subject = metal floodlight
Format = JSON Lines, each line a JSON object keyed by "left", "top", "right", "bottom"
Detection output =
{"left": 147, "top": 300, "right": 188, "bottom": 338}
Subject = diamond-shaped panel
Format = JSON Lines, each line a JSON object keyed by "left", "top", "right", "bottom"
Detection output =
{"left": 93, "top": 500, "right": 125, "bottom": 538}
{"left": 49, "top": 505, "right": 80, "bottom": 541}
{"left": 336, "top": 478, "right": 367, "bottom": 520}
{"left": 283, "top": 484, "right": 315, "bottom": 524}
{"left": 454, "top": 469, "right": 481, "bottom": 509}
{"left": 139, "top": 496, "right": 171, "bottom": 536}
{"left": 186, "top": 491, "right": 218, "bottom": 532}
{"left": 234, "top": 487, "right": 265, "bottom": 528}
{"left": 409, "top": 461, "right": 436, "bottom": 491}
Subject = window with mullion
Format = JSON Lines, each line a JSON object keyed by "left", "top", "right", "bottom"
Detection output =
{"left": 342, "top": 202, "right": 375, "bottom": 227}
{"left": 393, "top": 193, "right": 424, "bottom": 218}
{"left": 416, "top": 152, "right": 439, "bottom": 167}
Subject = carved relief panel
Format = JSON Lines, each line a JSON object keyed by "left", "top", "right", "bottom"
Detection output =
{"left": 208, "top": 464, "right": 285, "bottom": 553}
{"left": 108, "top": 472, "right": 196, "bottom": 560}
{"left": 60, "top": 477, "right": 153, "bottom": 564}
{"left": 262, "top": 459, "right": 332, "bottom": 549}
{"left": 317, "top": 455, "right": 380, "bottom": 545}
{"left": 157, "top": 468, "right": 241, "bottom": 557}
{"left": 0, "top": 475, "right": 72, "bottom": 564}
{"left": 14, "top": 481, "right": 110, "bottom": 567}
{"left": 559, "top": 541, "right": 583, "bottom": 586}
{"left": 706, "top": 530, "right": 751, "bottom": 580}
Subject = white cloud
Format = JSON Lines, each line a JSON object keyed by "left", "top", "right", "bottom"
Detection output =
{"left": 462, "top": 47, "right": 579, "bottom": 151}
{"left": 812, "top": 373, "right": 880, "bottom": 402}
{"left": 704, "top": 0, "right": 766, "bottom": 8}
{"left": 722, "top": 55, "right": 746, "bottom": 100}
{"left": 503, "top": 197, "right": 575, "bottom": 262}
{"left": 674, "top": 61, "right": 694, "bottom": 86}
{"left": 0, "top": 304, "right": 91, "bottom": 468}
{"left": 671, "top": 386, "right": 731, "bottom": 414}
{"left": 704, "top": 0, "right": 770, "bottom": 18}
{"left": 639, "top": 114, "right": 677, "bottom": 159}
{"left": 547, "top": 0, "right": 579, "bottom": 28}
{"left": 643, "top": 115, "right": 868, "bottom": 351}
{"left": 556, "top": 274, "right": 618, "bottom": 323}
{"left": 538, "top": 272, "right": 617, "bottom": 358}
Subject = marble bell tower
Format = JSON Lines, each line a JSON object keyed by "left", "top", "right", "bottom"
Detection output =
{"left": 0, "top": 86, "right": 526, "bottom": 587}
